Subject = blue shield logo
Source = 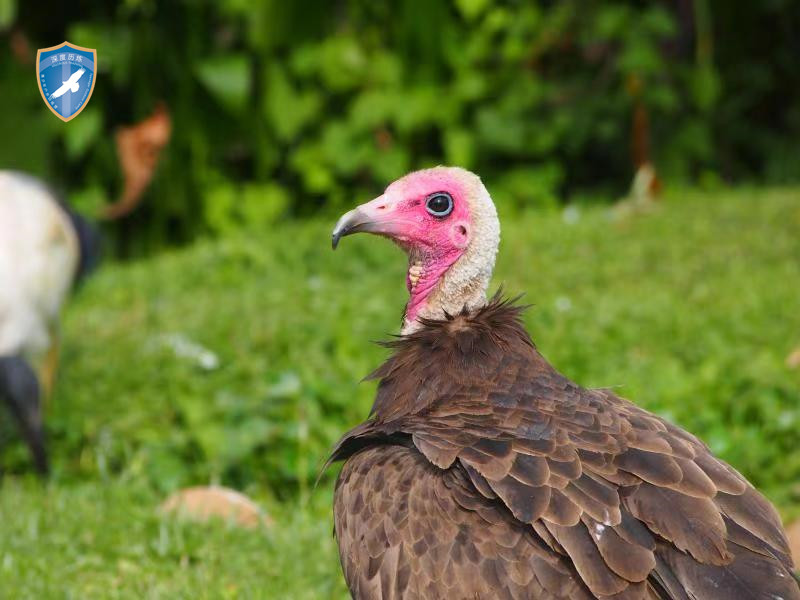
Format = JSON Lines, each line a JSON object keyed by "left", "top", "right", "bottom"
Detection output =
{"left": 36, "top": 42, "right": 97, "bottom": 122}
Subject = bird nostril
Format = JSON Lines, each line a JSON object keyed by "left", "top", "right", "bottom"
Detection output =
{"left": 457, "top": 225, "right": 467, "bottom": 236}
{"left": 377, "top": 205, "right": 387, "bottom": 210}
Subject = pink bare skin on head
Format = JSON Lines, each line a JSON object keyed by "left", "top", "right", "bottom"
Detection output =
{"left": 341, "top": 171, "right": 472, "bottom": 320}
{"left": 332, "top": 166, "right": 499, "bottom": 332}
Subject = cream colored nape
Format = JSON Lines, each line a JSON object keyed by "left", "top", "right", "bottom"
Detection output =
{"left": 0, "top": 171, "right": 79, "bottom": 357}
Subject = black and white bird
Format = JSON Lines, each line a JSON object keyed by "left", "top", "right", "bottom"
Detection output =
{"left": 0, "top": 171, "right": 100, "bottom": 473}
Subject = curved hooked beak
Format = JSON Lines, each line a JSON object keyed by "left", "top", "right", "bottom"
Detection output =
{"left": 331, "top": 208, "right": 377, "bottom": 250}
{"left": 331, "top": 196, "right": 413, "bottom": 250}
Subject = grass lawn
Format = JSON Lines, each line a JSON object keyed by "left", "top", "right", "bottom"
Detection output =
{"left": 1, "top": 186, "right": 799, "bottom": 598}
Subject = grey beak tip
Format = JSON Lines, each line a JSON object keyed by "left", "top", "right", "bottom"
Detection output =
{"left": 331, "top": 208, "right": 372, "bottom": 251}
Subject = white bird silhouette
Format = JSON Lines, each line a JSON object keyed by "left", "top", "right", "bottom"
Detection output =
{"left": 48, "top": 67, "right": 85, "bottom": 100}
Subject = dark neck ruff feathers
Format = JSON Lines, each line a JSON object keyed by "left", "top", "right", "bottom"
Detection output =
{"left": 366, "top": 293, "right": 549, "bottom": 423}
{"left": 325, "top": 292, "right": 548, "bottom": 469}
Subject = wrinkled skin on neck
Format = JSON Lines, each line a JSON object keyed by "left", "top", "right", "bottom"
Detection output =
{"left": 403, "top": 246, "right": 463, "bottom": 326}
{"left": 401, "top": 229, "right": 497, "bottom": 334}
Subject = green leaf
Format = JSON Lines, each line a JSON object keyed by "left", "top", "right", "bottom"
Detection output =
{"left": 67, "top": 23, "right": 133, "bottom": 83}
{"left": 203, "top": 179, "right": 238, "bottom": 235}
{"left": 318, "top": 36, "right": 367, "bottom": 92}
{"left": 443, "top": 128, "right": 475, "bottom": 168}
{"left": 454, "top": 0, "right": 489, "bottom": 21}
{"left": 593, "top": 5, "right": 631, "bottom": 39}
{"left": 370, "top": 146, "right": 409, "bottom": 183}
{"left": 475, "top": 107, "right": 526, "bottom": 153}
{"left": 320, "top": 121, "right": 370, "bottom": 175}
{"left": 619, "top": 35, "right": 664, "bottom": 75}
{"left": 0, "top": 0, "right": 16, "bottom": 29}
{"left": 63, "top": 107, "right": 102, "bottom": 158}
{"left": 264, "top": 64, "right": 322, "bottom": 141}
{"left": 195, "top": 54, "right": 251, "bottom": 112}
{"left": 690, "top": 64, "right": 721, "bottom": 112}
{"left": 494, "top": 164, "right": 564, "bottom": 210}
{"left": 289, "top": 144, "right": 334, "bottom": 193}
{"left": 70, "top": 185, "right": 108, "bottom": 217}
{"left": 240, "top": 183, "right": 289, "bottom": 226}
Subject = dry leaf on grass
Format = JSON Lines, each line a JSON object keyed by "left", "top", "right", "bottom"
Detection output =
{"left": 786, "top": 348, "right": 800, "bottom": 369}
{"left": 160, "top": 485, "right": 270, "bottom": 530}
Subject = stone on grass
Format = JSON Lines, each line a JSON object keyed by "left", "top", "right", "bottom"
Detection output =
{"left": 160, "top": 485, "right": 269, "bottom": 529}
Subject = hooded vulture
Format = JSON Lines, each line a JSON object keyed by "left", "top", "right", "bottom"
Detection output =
{"left": 328, "top": 167, "right": 799, "bottom": 599}
{"left": 0, "top": 171, "right": 100, "bottom": 473}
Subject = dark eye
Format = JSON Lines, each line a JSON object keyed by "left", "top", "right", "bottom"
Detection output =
{"left": 425, "top": 192, "right": 453, "bottom": 218}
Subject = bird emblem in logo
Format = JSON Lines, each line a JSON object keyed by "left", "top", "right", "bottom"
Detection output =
{"left": 36, "top": 42, "right": 97, "bottom": 122}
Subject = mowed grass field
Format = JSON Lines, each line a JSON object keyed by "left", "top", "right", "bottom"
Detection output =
{"left": 1, "top": 187, "right": 799, "bottom": 598}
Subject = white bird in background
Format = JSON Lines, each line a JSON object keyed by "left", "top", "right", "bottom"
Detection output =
{"left": 0, "top": 171, "right": 101, "bottom": 473}
{"left": 48, "top": 67, "right": 85, "bottom": 100}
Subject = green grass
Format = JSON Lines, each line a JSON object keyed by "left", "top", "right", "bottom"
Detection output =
{"left": 0, "top": 480, "right": 341, "bottom": 599}
{"left": 2, "top": 186, "right": 799, "bottom": 598}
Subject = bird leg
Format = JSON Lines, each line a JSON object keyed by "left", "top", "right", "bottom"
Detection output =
{"left": 0, "top": 356, "right": 49, "bottom": 474}
{"left": 39, "top": 330, "right": 61, "bottom": 405}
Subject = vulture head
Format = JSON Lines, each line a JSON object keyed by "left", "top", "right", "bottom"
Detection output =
{"left": 332, "top": 167, "right": 500, "bottom": 332}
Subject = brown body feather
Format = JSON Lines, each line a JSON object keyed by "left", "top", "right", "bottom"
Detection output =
{"left": 331, "top": 297, "right": 799, "bottom": 599}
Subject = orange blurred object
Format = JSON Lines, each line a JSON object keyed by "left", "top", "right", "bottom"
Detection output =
{"left": 627, "top": 73, "right": 661, "bottom": 201}
{"left": 160, "top": 485, "right": 270, "bottom": 530}
{"left": 103, "top": 103, "right": 172, "bottom": 220}
{"left": 786, "top": 348, "right": 800, "bottom": 369}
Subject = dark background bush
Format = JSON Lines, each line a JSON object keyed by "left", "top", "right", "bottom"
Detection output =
{"left": 1, "top": 1, "right": 798, "bottom": 251}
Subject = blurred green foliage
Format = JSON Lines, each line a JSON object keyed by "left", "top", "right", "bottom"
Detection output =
{"left": 1, "top": 1, "right": 798, "bottom": 249}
